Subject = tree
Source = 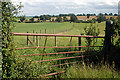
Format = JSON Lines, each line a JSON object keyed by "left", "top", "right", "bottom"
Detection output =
{"left": 20, "top": 15, "right": 25, "bottom": 22}
{"left": 55, "top": 17, "right": 62, "bottom": 22}
{"left": 33, "top": 16, "right": 39, "bottom": 18}
{"left": 97, "top": 15, "right": 106, "bottom": 23}
{"left": 40, "top": 15, "right": 46, "bottom": 21}
{"left": 105, "top": 13, "right": 108, "bottom": 16}
{"left": 109, "top": 13, "right": 113, "bottom": 16}
{"left": 98, "top": 13, "right": 104, "bottom": 16}
{"left": 63, "top": 16, "right": 68, "bottom": 22}
{"left": 114, "top": 14, "right": 118, "bottom": 16}
{"left": 87, "top": 14, "right": 90, "bottom": 18}
{"left": 70, "top": 14, "right": 77, "bottom": 22}
{"left": 39, "top": 15, "right": 51, "bottom": 21}
{"left": 83, "top": 13, "right": 85, "bottom": 16}
{"left": 92, "top": 18, "right": 96, "bottom": 23}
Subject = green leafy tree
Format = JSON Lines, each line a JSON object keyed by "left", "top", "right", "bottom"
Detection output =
{"left": 87, "top": 14, "right": 90, "bottom": 18}
{"left": 20, "top": 15, "right": 25, "bottom": 22}
{"left": 97, "top": 14, "right": 106, "bottom": 23}
{"left": 70, "top": 14, "right": 77, "bottom": 22}
{"left": 63, "top": 16, "right": 68, "bottom": 22}
{"left": 109, "top": 13, "right": 113, "bottom": 16}
{"left": 55, "top": 17, "right": 62, "bottom": 22}
{"left": 83, "top": 23, "right": 100, "bottom": 51}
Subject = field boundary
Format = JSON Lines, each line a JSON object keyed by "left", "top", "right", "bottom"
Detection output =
{"left": 12, "top": 32, "right": 105, "bottom": 77}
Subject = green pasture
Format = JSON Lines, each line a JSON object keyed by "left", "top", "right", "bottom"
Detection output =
{"left": 13, "top": 22, "right": 106, "bottom": 77}
{"left": 13, "top": 22, "right": 105, "bottom": 49}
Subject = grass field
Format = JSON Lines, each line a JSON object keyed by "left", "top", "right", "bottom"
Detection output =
{"left": 13, "top": 22, "right": 105, "bottom": 62}
{"left": 13, "top": 22, "right": 105, "bottom": 47}
{"left": 13, "top": 22, "right": 109, "bottom": 78}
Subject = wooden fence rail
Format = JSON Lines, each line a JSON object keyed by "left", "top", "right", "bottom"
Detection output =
{"left": 16, "top": 46, "right": 103, "bottom": 50}
{"left": 11, "top": 33, "right": 104, "bottom": 38}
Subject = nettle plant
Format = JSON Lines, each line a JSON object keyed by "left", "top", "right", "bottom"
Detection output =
{"left": 83, "top": 22, "right": 100, "bottom": 51}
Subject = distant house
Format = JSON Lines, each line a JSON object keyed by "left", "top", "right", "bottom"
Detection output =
{"left": 51, "top": 17, "right": 57, "bottom": 22}
{"left": 33, "top": 18, "right": 40, "bottom": 22}
{"left": 46, "top": 20, "right": 50, "bottom": 22}
{"left": 66, "top": 16, "right": 71, "bottom": 20}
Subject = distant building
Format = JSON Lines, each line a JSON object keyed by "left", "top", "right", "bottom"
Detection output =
{"left": 33, "top": 18, "right": 40, "bottom": 22}
{"left": 51, "top": 17, "right": 57, "bottom": 22}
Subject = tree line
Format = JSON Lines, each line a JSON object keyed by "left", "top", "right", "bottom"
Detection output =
{"left": 19, "top": 13, "right": 118, "bottom": 23}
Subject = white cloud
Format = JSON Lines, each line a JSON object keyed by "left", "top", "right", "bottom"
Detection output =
{"left": 11, "top": 0, "right": 119, "bottom": 16}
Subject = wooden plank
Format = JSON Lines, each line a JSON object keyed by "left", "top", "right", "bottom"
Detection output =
{"left": 16, "top": 46, "right": 103, "bottom": 50}
{"left": 33, "top": 55, "right": 86, "bottom": 63}
{"left": 20, "top": 51, "right": 86, "bottom": 57}
{"left": 41, "top": 36, "right": 47, "bottom": 65}
{"left": 11, "top": 33, "right": 105, "bottom": 38}
{"left": 28, "top": 39, "right": 33, "bottom": 45}
{"left": 39, "top": 71, "right": 65, "bottom": 78}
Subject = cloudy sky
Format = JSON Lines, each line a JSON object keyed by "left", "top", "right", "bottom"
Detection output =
{"left": 11, "top": 0, "right": 119, "bottom": 16}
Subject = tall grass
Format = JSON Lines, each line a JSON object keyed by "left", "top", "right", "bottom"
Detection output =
{"left": 62, "top": 62, "right": 120, "bottom": 78}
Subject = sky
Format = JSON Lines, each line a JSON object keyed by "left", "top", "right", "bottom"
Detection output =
{"left": 11, "top": 0, "right": 119, "bottom": 16}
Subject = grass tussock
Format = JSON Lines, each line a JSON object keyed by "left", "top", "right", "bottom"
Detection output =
{"left": 62, "top": 62, "right": 120, "bottom": 78}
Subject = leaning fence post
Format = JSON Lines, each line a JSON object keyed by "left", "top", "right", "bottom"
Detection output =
{"left": 78, "top": 37, "right": 81, "bottom": 51}
{"left": 104, "top": 21, "right": 113, "bottom": 61}
{"left": 27, "top": 32, "right": 29, "bottom": 46}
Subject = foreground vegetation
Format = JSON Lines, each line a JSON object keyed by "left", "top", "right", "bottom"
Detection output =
{"left": 62, "top": 62, "right": 120, "bottom": 78}
{"left": 2, "top": 1, "right": 120, "bottom": 78}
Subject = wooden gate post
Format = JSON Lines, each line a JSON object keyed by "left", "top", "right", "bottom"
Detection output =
{"left": 104, "top": 21, "right": 113, "bottom": 61}
{"left": 33, "top": 30, "right": 35, "bottom": 43}
{"left": 27, "top": 32, "right": 29, "bottom": 46}
{"left": 78, "top": 37, "right": 81, "bottom": 51}
{"left": 45, "top": 29, "right": 46, "bottom": 34}
{"left": 55, "top": 36, "right": 57, "bottom": 46}
{"left": 36, "top": 32, "right": 39, "bottom": 46}
{"left": 40, "top": 29, "right": 41, "bottom": 40}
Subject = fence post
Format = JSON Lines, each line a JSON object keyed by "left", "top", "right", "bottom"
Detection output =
{"left": 36, "top": 32, "right": 39, "bottom": 46}
{"left": 78, "top": 37, "right": 81, "bottom": 51}
{"left": 40, "top": 29, "right": 41, "bottom": 40}
{"left": 104, "top": 21, "right": 113, "bottom": 61}
{"left": 33, "top": 30, "right": 35, "bottom": 43}
{"left": 45, "top": 29, "right": 46, "bottom": 34}
{"left": 27, "top": 32, "right": 29, "bottom": 46}
{"left": 55, "top": 36, "right": 57, "bottom": 46}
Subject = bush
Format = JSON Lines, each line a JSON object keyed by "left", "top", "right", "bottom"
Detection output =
{"left": 81, "top": 20, "right": 92, "bottom": 23}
